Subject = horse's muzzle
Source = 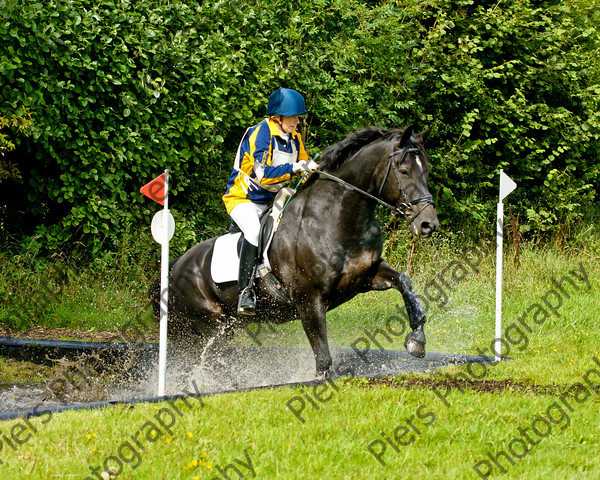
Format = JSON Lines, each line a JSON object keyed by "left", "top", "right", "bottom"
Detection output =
{"left": 411, "top": 206, "right": 439, "bottom": 238}
{"left": 419, "top": 219, "right": 439, "bottom": 237}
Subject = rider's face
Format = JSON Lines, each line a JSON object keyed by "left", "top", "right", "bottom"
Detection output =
{"left": 279, "top": 115, "right": 300, "bottom": 134}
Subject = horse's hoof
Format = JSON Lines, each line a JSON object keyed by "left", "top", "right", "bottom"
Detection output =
{"left": 405, "top": 333, "right": 426, "bottom": 358}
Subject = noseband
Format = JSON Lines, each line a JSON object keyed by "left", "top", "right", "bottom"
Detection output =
{"left": 379, "top": 141, "right": 434, "bottom": 224}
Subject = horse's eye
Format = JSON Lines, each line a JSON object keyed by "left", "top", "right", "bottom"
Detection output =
{"left": 399, "top": 169, "right": 409, "bottom": 176}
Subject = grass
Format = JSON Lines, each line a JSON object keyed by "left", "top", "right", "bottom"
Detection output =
{"left": 0, "top": 232, "right": 599, "bottom": 478}
{"left": 0, "top": 377, "right": 598, "bottom": 479}
{"left": 0, "top": 235, "right": 158, "bottom": 335}
{"left": 0, "top": 356, "right": 55, "bottom": 383}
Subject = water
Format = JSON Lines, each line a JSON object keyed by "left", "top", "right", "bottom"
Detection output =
{"left": 0, "top": 382, "right": 51, "bottom": 413}
{"left": 0, "top": 345, "right": 495, "bottom": 414}
{"left": 0, "top": 346, "right": 317, "bottom": 414}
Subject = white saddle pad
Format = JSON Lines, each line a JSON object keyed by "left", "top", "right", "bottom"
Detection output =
{"left": 210, "top": 232, "right": 242, "bottom": 284}
{"left": 210, "top": 188, "right": 293, "bottom": 285}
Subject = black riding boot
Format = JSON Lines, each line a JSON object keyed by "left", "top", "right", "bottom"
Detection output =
{"left": 237, "top": 239, "right": 259, "bottom": 316}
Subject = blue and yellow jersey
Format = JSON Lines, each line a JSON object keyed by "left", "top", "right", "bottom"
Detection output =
{"left": 223, "top": 118, "right": 309, "bottom": 214}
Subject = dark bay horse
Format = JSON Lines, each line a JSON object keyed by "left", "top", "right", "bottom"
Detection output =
{"left": 154, "top": 125, "right": 439, "bottom": 377}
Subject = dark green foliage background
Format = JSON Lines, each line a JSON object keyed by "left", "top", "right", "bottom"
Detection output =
{"left": 1, "top": 0, "right": 599, "bottom": 253}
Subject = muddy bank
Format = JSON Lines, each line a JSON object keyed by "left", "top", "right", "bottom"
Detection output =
{"left": 364, "top": 376, "right": 572, "bottom": 396}
{"left": 0, "top": 325, "right": 158, "bottom": 343}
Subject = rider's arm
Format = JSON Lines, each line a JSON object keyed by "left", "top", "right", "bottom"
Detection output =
{"left": 249, "top": 123, "right": 294, "bottom": 185}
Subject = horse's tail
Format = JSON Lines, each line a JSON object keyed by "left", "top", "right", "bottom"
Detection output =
{"left": 148, "top": 256, "right": 181, "bottom": 320}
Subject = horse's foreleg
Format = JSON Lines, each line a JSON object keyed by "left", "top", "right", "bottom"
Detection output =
{"left": 369, "top": 260, "right": 426, "bottom": 358}
{"left": 297, "top": 301, "right": 332, "bottom": 378}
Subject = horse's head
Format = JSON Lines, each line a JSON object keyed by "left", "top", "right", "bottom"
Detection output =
{"left": 375, "top": 126, "right": 439, "bottom": 237}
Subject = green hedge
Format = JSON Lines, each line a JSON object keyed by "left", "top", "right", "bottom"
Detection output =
{"left": 1, "top": 0, "right": 598, "bottom": 253}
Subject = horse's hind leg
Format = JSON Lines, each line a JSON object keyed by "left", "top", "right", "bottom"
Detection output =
{"left": 368, "top": 260, "right": 426, "bottom": 358}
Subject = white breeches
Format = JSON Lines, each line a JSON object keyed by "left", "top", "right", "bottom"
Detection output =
{"left": 229, "top": 202, "right": 268, "bottom": 247}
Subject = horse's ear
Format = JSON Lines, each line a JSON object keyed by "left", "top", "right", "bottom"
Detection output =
{"left": 398, "top": 125, "right": 414, "bottom": 146}
{"left": 417, "top": 126, "right": 432, "bottom": 144}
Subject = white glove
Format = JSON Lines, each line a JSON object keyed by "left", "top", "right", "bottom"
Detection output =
{"left": 292, "top": 160, "right": 319, "bottom": 174}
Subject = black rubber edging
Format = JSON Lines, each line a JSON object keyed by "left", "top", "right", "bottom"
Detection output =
{"left": 0, "top": 376, "right": 333, "bottom": 422}
{"left": 0, "top": 336, "right": 158, "bottom": 366}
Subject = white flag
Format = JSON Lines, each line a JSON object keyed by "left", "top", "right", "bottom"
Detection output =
{"left": 499, "top": 170, "right": 517, "bottom": 201}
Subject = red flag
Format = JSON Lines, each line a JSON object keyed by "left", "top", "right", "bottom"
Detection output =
{"left": 140, "top": 173, "right": 166, "bottom": 205}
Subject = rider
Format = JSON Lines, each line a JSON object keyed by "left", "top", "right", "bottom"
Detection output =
{"left": 223, "top": 87, "right": 319, "bottom": 316}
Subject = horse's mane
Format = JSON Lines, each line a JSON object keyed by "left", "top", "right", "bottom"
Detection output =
{"left": 317, "top": 127, "right": 399, "bottom": 171}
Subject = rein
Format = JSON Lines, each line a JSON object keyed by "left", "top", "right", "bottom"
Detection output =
{"left": 315, "top": 169, "right": 402, "bottom": 213}
{"left": 313, "top": 141, "right": 434, "bottom": 224}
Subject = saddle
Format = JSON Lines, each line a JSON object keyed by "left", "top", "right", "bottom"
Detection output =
{"left": 215, "top": 188, "right": 294, "bottom": 304}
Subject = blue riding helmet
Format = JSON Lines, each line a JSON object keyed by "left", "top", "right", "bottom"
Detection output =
{"left": 266, "top": 88, "right": 306, "bottom": 116}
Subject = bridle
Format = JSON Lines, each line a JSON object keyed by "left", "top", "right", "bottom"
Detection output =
{"left": 314, "top": 139, "right": 434, "bottom": 224}
{"left": 379, "top": 140, "right": 435, "bottom": 223}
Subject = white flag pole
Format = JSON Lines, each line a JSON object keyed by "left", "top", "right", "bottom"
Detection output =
{"left": 158, "top": 169, "right": 170, "bottom": 396}
{"left": 495, "top": 169, "right": 517, "bottom": 362}
{"left": 494, "top": 198, "right": 504, "bottom": 362}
